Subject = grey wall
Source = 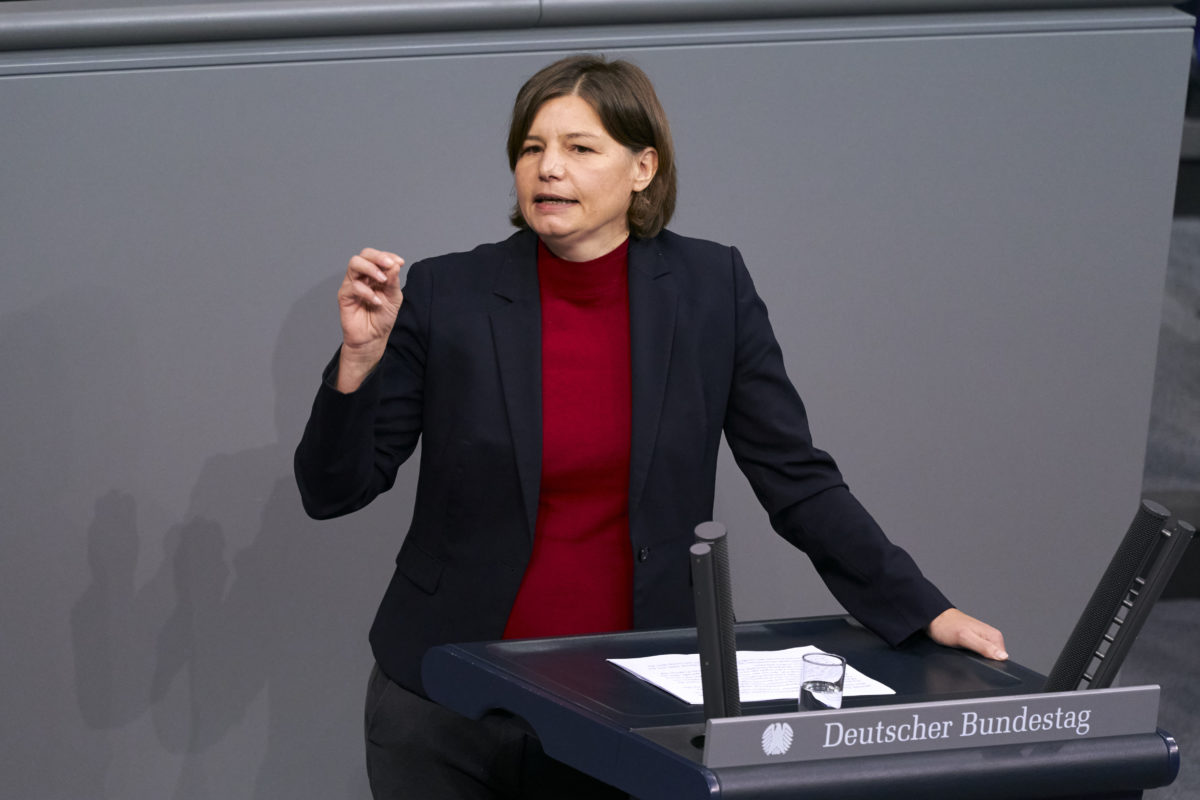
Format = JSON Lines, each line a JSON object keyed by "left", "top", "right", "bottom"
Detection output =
{"left": 0, "top": 0, "right": 1174, "bottom": 50}
{"left": 0, "top": 5, "right": 1191, "bottom": 799}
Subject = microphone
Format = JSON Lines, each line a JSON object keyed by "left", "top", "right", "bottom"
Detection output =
{"left": 691, "top": 521, "right": 740, "bottom": 719}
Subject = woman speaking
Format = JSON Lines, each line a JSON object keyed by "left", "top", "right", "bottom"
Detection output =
{"left": 295, "top": 54, "right": 1007, "bottom": 800}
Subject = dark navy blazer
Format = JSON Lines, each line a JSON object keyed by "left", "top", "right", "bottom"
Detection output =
{"left": 295, "top": 228, "right": 950, "bottom": 694}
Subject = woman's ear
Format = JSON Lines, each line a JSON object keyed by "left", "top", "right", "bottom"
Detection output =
{"left": 632, "top": 147, "right": 659, "bottom": 192}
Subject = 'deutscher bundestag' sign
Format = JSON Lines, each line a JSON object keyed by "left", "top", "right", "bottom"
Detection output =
{"left": 702, "top": 686, "right": 1160, "bottom": 768}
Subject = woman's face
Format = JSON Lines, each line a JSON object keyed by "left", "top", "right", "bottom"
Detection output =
{"left": 514, "top": 94, "right": 657, "bottom": 262}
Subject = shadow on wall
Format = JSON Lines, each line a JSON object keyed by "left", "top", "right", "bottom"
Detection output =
{"left": 0, "top": 287, "right": 147, "bottom": 797}
{"left": 68, "top": 275, "right": 390, "bottom": 799}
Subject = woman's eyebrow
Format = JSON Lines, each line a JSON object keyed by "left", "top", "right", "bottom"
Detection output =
{"left": 525, "top": 131, "right": 602, "bottom": 142}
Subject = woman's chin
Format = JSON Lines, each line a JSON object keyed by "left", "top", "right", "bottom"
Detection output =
{"left": 528, "top": 224, "right": 575, "bottom": 251}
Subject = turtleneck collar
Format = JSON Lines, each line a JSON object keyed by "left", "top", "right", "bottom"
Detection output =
{"left": 537, "top": 237, "right": 629, "bottom": 302}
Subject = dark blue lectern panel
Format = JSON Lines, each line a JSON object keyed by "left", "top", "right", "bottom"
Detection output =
{"left": 422, "top": 617, "right": 1177, "bottom": 799}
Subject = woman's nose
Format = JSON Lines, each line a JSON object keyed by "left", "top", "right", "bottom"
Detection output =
{"left": 538, "top": 149, "right": 564, "bottom": 179}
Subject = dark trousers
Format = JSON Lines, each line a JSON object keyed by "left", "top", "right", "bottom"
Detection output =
{"left": 364, "top": 663, "right": 629, "bottom": 800}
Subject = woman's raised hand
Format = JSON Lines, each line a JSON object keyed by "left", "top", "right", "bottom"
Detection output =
{"left": 336, "top": 247, "right": 405, "bottom": 393}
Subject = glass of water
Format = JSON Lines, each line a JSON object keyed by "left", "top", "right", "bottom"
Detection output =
{"left": 799, "top": 652, "right": 846, "bottom": 711}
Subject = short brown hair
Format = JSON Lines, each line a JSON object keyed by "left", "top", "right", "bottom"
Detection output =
{"left": 507, "top": 54, "right": 677, "bottom": 239}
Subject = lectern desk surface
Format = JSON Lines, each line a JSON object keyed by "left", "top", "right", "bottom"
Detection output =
{"left": 422, "top": 616, "right": 1177, "bottom": 799}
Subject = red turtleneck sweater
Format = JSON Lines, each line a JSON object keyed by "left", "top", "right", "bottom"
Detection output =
{"left": 503, "top": 239, "right": 634, "bottom": 639}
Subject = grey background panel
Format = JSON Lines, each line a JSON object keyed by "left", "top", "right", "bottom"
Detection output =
{"left": 0, "top": 0, "right": 1172, "bottom": 49}
{"left": 0, "top": 0, "right": 541, "bottom": 51}
{"left": 539, "top": 0, "right": 1169, "bottom": 26}
{"left": 0, "top": 9, "right": 1190, "bottom": 799}
{"left": 0, "top": 8, "right": 1188, "bottom": 76}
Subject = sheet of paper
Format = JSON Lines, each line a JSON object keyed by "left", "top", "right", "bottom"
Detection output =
{"left": 607, "top": 646, "right": 895, "bottom": 705}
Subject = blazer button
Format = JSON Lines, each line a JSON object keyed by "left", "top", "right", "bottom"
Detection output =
{"left": 638, "top": 547, "right": 650, "bottom": 563}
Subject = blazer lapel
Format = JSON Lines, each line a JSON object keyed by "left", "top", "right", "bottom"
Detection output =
{"left": 490, "top": 232, "right": 542, "bottom": 543}
{"left": 628, "top": 236, "right": 678, "bottom": 518}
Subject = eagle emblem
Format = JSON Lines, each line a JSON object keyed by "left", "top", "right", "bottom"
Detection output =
{"left": 761, "top": 722, "right": 794, "bottom": 756}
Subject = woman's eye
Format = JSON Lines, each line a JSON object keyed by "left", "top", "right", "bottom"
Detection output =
{"left": 520, "top": 145, "right": 541, "bottom": 156}
{"left": 572, "top": 145, "right": 593, "bottom": 153}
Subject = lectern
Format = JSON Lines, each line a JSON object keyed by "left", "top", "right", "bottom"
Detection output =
{"left": 422, "top": 616, "right": 1178, "bottom": 799}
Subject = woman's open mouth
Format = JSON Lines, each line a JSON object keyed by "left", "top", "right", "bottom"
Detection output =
{"left": 535, "top": 194, "right": 578, "bottom": 206}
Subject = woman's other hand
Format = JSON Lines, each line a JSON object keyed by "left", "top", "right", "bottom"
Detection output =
{"left": 926, "top": 608, "right": 1009, "bottom": 661}
{"left": 336, "top": 248, "right": 405, "bottom": 393}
